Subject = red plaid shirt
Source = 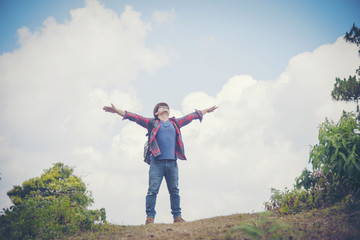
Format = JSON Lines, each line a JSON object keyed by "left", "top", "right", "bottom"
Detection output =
{"left": 123, "top": 110, "right": 203, "bottom": 160}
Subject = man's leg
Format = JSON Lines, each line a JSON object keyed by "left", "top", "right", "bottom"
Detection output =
{"left": 164, "top": 160, "right": 181, "bottom": 219}
{"left": 146, "top": 160, "right": 164, "bottom": 220}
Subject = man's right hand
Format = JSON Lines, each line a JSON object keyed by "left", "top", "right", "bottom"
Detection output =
{"left": 103, "top": 104, "right": 125, "bottom": 116}
{"left": 103, "top": 104, "right": 117, "bottom": 113}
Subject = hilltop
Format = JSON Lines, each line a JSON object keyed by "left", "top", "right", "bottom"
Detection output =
{"left": 64, "top": 205, "right": 360, "bottom": 240}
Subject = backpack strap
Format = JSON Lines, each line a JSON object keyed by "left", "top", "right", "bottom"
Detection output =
{"left": 146, "top": 119, "right": 155, "bottom": 140}
{"left": 144, "top": 119, "right": 156, "bottom": 164}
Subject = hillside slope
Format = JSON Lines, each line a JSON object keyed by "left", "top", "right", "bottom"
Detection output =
{"left": 64, "top": 205, "right": 360, "bottom": 240}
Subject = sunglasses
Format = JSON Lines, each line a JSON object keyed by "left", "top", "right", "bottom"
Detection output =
{"left": 158, "top": 105, "right": 169, "bottom": 110}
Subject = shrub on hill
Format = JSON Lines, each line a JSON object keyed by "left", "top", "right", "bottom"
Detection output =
{"left": 265, "top": 112, "right": 360, "bottom": 214}
{"left": 266, "top": 24, "right": 360, "bottom": 215}
{"left": 0, "top": 163, "right": 106, "bottom": 239}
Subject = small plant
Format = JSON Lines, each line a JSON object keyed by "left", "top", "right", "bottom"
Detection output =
{"left": 264, "top": 186, "right": 325, "bottom": 215}
{"left": 225, "top": 215, "right": 295, "bottom": 239}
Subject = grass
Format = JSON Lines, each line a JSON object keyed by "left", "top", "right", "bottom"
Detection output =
{"left": 225, "top": 218, "right": 294, "bottom": 240}
{"left": 62, "top": 204, "right": 360, "bottom": 240}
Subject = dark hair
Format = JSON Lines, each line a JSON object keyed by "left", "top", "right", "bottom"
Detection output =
{"left": 153, "top": 102, "right": 169, "bottom": 118}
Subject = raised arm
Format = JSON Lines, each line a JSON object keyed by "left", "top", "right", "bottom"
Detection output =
{"left": 174, "top": 106, "right": 218, "bottom": 128}
{"left": 103, "top": 103, "right": 152, "bottom": 129}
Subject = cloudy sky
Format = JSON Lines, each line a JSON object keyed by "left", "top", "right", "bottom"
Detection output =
{"left": 0, "top": 0, "right": 359, "bottom": 225}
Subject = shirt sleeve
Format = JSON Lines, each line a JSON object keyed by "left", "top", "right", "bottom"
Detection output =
{"left": 122, "top": 111, "right": 153, "bottom": 129}
{"left": 173, "top": 109, "right": 203, "bottom": 128}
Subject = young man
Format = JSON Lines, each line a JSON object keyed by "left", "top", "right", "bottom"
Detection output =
{"left": 103, "top": 102, "right": 217, "bottom": 224}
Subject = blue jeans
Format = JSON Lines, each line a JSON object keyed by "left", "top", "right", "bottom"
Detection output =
{"left": 146, "top": 158, "right": 181, "bottom": 219}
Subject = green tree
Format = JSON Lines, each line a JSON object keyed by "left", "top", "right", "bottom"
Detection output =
{"left": 7, "top": 162, "right": 92, "bottom": 207}
{"left": 331, "top": 23, "right": 360, "bottom": 119}
{"left": 266, "top": 25, "right": 360, "bottom": 214}
{"left": 0, "top": 163, "right": 106, "bottom": 239}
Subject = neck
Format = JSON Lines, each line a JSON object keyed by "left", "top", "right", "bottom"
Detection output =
{"left": 158, "top": 115, "right": 169, "bottom": 122}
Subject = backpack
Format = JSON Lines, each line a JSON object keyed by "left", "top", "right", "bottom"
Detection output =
{"left": 143, "top": 119, "right": 155, "bottom": 164}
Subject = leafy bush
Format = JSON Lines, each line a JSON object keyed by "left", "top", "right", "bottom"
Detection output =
{"left": 265, "top": 112, "right": 360, "bottom": 214}
{"left": 298, "top": 112, "right": 360, "bottom": 195}
{"left": 0, "top": 163, "right": 106, "bottom": 240}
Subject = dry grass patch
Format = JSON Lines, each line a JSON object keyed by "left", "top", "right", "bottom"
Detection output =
{"left": 63, "top": 205, "right": 360, "bottom": 240}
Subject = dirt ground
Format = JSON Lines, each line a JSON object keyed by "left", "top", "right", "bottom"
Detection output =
{"left": 64, "top": 205, "right": 360, "bottom": 240}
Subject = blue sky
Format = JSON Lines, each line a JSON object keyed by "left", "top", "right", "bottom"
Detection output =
{"left": 1, "top": 0, "right": 359, "bottom": 110}
{"left": 0, "top": 0, "right": 359, "bottom": 225}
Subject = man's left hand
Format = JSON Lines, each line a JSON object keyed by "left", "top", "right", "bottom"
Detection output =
{"left": 202, "top": 106, "right": 218, "bottom": 115}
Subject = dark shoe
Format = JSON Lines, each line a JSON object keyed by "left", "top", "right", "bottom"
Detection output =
{"left": 145, "top": 217, "right": 154, "bottom": 225}
{"left": 173, "top": 217, "right": 186, "bottom": 223}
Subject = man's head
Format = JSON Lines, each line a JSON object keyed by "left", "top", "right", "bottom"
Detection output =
{"left": 153, "top": 102, "right": 170, "bottom": 118}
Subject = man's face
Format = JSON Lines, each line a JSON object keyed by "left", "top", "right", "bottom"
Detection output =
{"left": 155, "top": 105, "right": 170, "bottom": 116}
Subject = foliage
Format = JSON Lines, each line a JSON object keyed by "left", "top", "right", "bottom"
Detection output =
{"left": 344, "top": 23, "right": 360, "bottom": 75}
{"left": 331, "top": 75, "right": 360, "bottom": 103}
{"left": 266, "top": 24, "right": 360, "bottom": 215}
{"left": 0, "top": 163, "right": 106, "bottom": 240}
{"left": 7, "top": 162, "right": 93, "bottom": 207}
{"left": 332, "top": 23, "right": 360, "bottom": 120}
{"left": 327, "top": 24, "right": 360, "bottom": 195}
{"left": 265, "top": 113, "right": 360, "bottom": 214}
{"left": 345, "top": 23, "right": 360, "bottom": 56}
{"left": 300, "top": 112, "right": 360, "bottom": 191}
{"left": 332, "top": 75, "right": 360, "bottom": 119}
{"left": 264, "top": 186, "right": 326, "bottom": 215}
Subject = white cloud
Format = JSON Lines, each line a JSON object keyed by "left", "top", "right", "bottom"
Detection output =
{"left": 176, "top": 37, "right": 359, "bottom": 221}
{"left": 0, "top": 0, "right": 359, "bottom": 227}
{"left": 0, "top": 0, "right": 169, "bottom": 223}
{"left": 0, "top": 0, "right": 170, "bottom": 149}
